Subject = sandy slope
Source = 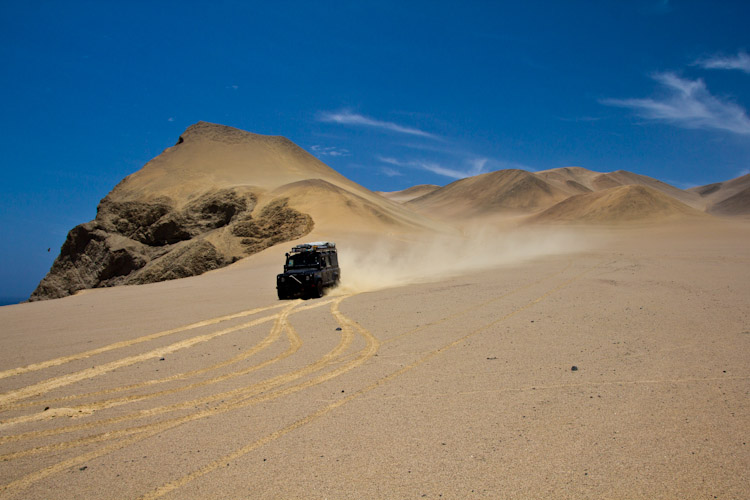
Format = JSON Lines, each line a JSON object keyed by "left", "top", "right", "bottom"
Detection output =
{"left": 377, "top": 185, "right": 441, "bottom": 203}
{"left": 407, "top": 169, "right": 570, "bottom": 219}
{"left": 536, "top": 167, "right": 703, "bottom": 208}
{"left": 405, "top": 167, "right": 706, "bottom": 220}
{"left": 1, "top": 220, "right": 748, "bottom": 499}
{"left": 689, "top": 174, "right": 750, "bottom": 215}
{"left": 527, "top": 185, "right": 708, "bottom": 224}
{"left": 110, "top": 122, "right": 440, "bottom": 234}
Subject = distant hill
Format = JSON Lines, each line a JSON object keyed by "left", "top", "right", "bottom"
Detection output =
{"left": 377, "top": 184, "right": 440, "bottom": 203}
{"left": 401, "top": 166, "right": 706, "bottom": 220}
{"left": 536, "top": 167, "right": 703, "bottom": 208}
{"left": 689, "top": 173, "right": 750, "bottom": 215}
{"left": 527, "top": 185, "right": 707, "bottom": 224}
{"left": 406, "top": 169, "right": 569, "bottom": 218}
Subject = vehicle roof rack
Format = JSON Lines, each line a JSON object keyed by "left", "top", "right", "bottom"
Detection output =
{"left": 291, "top": 241, "right": 336, "bottom": 252}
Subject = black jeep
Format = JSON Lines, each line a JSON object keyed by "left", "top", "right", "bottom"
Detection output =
{"left": 276, "top": 242, "right": 340, "bottom": 299}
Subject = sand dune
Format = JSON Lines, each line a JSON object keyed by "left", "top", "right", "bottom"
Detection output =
{"left": 112, "top": 122, "right": 354, "bottom": 204}
{"left": 377, "top": 184, "right": 441, "bottom": 203}
{"left": 272, "top": 179, "right": 443, "bottom": 235}
{"left": 690, "top": 173, "right": 750, "bottom": 215}
{"left": 709, "top": 185, "right": 750, "bottom": 216}
{"left": 536, "top": 166, "right": 702, "bottom": 208}
{"left": 528, "top": 185, "right": 707, "bottom": 224}
{"left": 407, "top": 169, "right": 570, "bottom": 218}
{"left": 405, "top": 167, "right": 705, "bottom": 223}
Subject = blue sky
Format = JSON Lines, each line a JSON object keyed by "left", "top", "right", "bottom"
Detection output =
{"left": 1, "top": 0, "right": 749, "bottom": 302}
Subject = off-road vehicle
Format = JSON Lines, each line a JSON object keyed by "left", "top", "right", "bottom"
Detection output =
{"left": 276, "top": 242, "right": 340, "bottom": 299}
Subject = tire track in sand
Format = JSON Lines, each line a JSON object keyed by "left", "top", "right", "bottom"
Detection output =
{"left": 0, "top": 295, "right": 378, "bottom": 498}
{"left": 0, "top": 304, "right": 300, "bottom": 407}
{"left": 0, "top": 301, "right": 308, "bottom": 431}
{"left": 138, "top": 261, "right": 597, "bottom": 499}
{"left": 0, "top": 303, "right": 287, "bottom": 381}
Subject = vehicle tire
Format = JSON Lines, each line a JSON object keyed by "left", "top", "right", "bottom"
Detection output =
{"left": 277, "top": 290, "right": 287, "bottom": 300}
{"left": 314, "top": 280, "right": 324, "bottom": 298}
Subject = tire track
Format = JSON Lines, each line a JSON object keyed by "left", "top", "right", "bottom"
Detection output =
{"left": 0, "top": 303, "right": 287, "bottom": 381}
{"left": 1, "top": 296, "right": 356, "bottom": 448}
{"left": 0, "top": 301, "right": 305, "bottom": 431}
{"left": 0, "top": 295, "right": 378, "bottom": 498}
{"left": 1, "top": 261, "right": 593, "bottom": 498}
{"left": 3, "top": 299, "right": 337, "bottom": 413}
{"left": 0, "top": 303, "right": 306, "bottom": 407}
{"left": 0, "top": 300, "right": 304, "bottom": 443}
{"left": 139, "top": 260, "right": 597, "bottom": 499}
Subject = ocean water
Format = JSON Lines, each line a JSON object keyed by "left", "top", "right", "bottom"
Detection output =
{"left": 0, "top": 297, "right": 26, "bottom": 307}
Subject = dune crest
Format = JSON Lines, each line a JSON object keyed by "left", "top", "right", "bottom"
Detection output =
{"left": 527, "top": 185, "right": 707, "bottom": 224}
{"left": 377, "top": 184, "right": 441, "bottom": 203}
{"left": 407, "top": 169, "right": 569, "bottom": 218}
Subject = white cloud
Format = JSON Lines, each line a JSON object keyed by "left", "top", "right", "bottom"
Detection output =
{"left": 695, "top": 51, "right": 750, "bottom": 74}
{"left": 381, "top": 167, "right": 403, "bottom": 177}
{"left": 310, "top": 145, "right": 350, "bottom": 157}
{"left": 602, "top": 72, "right": 750, "bottom": 135}
{"left": 379, "top": 156, "right": 489, "bottom": 180}
{"left": 318, "top": 110, "right": 437, "bottom": 139}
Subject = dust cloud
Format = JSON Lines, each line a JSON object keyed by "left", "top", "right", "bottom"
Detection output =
{"left": 335, "top": 227, "right": 596, "bottom": 294}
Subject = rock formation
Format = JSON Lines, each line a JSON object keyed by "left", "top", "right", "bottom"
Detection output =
{"left": 31, "top": 189, "right": 312, "bottom": 300}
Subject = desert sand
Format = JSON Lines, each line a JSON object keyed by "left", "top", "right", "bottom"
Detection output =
{"left": 1, "top": 219, "right": 749, "bottom": 499}
{"left": 2, "top": 123, "right": 749, "bottom": 498}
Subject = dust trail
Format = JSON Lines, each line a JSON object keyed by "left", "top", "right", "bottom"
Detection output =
{"left": 336, "top": 226, "right": 596, "bottom": 294}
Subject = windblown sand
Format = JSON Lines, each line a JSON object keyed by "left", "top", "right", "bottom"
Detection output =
{"left": 1, "top": 221, "right": 748, "bottom": 499}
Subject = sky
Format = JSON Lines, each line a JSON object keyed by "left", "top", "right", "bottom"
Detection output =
{"left": 1, "top": 0, "right": 749, "bottom": 303}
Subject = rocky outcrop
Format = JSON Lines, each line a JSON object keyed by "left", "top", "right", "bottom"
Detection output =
{"left": 30, "top": 189, "right": 313, "bottom": 301}
{"left": 232, "top": 198, "right": 314, "bottom": 253}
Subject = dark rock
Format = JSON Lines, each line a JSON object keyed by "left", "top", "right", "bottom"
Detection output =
{"left": 126, "top": 240, "right": 228, "bottom": 285}
{"left": 30, "top": 189, "right": 312, "bottom": 301}
{"left": 571, "top": 365, "right": 579, "bottom": 371}
{"left": 233, "top": 198, "right": 313, "bottom": 253}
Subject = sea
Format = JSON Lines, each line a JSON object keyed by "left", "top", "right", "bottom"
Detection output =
{"left": 0, "top": 297, "right": 26, "bottom": 307}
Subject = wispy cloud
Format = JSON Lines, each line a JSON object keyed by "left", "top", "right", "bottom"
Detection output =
{"left": 380, "top": 167, "right": 403, "bottom": 177}
{"left": 310, "top": 145, "right": 350, "bottom": 157}
{"left": 318, "top": 110, "right": 437, "bottom": 139}
{"left": 602, "top": 72, "right": 750, "bottom": 135}
{"left": 379, "top": 156, "right": 489, "bottom": 180}
{"left": 694, "top": 51, "right": 750, "bottom": 73}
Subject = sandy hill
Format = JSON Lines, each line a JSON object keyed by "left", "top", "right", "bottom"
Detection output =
{"left": 31, "top": 122, "right": 443, "bottom": 301}
{"left": 536, "top": 167, "right": 702, "bottom": 208}
{"left": 402, "top": 166, "right": 702, "bottom": 221}
{"left": 406, "top": 169, "right": 570, "bottom": 218}
{"left": 689, "top": 173, "right": 750, "bottom": 215}
{"left": 527, "top": 185, "right": 707, "bottom": 224}
{"left": 377, "top": 184, "right": 441, "bottom": 203}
